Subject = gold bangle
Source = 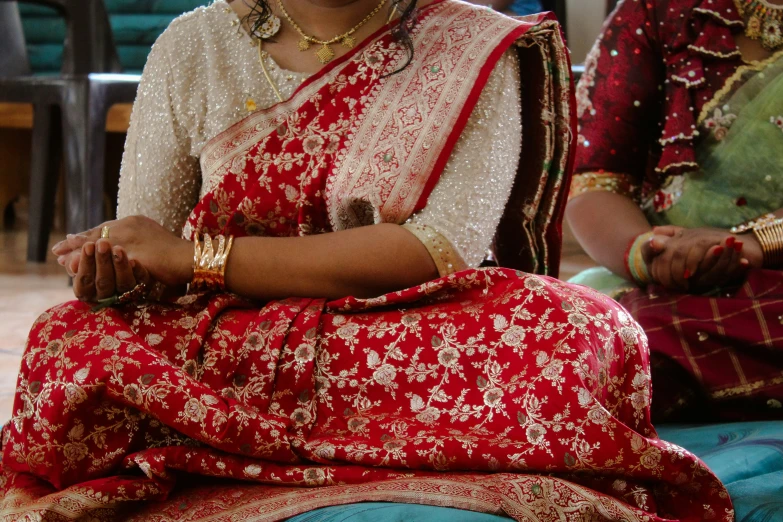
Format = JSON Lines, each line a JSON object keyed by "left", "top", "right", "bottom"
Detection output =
{"left": 731, "top": 213, "right": 777, "bottom": 234}
{"left": 189, "top": 234, "right": 235, "bottom": 293}
{"left": 752, "top": 219, "right": 783, "bottom": 267}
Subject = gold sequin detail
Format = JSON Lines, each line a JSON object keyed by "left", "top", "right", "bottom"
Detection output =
{"left": 402, "top": 224, "right": 468, "bottom": 277}
{"left": 569, "top": 172, "right": 639, "bottom": 201}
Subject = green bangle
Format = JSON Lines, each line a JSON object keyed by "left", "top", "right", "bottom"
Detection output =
{"left": 92, "top": 295, "right": 119, "bottom": 312}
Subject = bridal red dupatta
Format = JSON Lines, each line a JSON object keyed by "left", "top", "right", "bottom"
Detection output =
{"left": 1, "top": 3, "right": 732, "bottom": 521}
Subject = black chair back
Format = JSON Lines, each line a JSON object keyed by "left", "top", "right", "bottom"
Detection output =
{"left": 540, "top": 0, "right": 566, "bottom": 33}
{"left": 0, "top": 2, "right": 30, "bottom": 77}
{"left": 0, "top": 0, "right": 121, "bottom": 75}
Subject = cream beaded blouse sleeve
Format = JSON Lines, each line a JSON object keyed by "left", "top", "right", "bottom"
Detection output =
{"left": 116, "top": 33, "right": 201, "bottom": 233}
{"left": 117, "top": 3, "right": 521, "bottom": 276}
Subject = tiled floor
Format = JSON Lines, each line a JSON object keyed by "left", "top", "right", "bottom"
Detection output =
{"left": 0, "top": 227, "right": 596, "bottom": 424}
{"left": 0, "top": 229, "right": 72, "bottom": 424}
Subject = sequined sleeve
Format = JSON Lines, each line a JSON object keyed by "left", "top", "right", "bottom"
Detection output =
{"left": 405, "top": 50, "right": 522, "bottom": 276}
{"left": 573, "top": 0, "right": 664, "bottom": 197}
{"left": 116, "top": 30, "right": 201, "bottom": 234}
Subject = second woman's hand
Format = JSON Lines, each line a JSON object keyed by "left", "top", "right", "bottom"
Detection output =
{"left": 648, "top": 227, "right": 759, "bottom": 291}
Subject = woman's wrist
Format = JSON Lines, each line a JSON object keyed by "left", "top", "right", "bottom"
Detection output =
{"left": 173, "top": 238, "right": 196, "bottom": 287}
{"left": 739, "top": 234, "right": 765, "bottom": 269}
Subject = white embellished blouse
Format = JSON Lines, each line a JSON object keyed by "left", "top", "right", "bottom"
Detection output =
{"left": 117, "top": 1, "right": 522, "bottom": 276}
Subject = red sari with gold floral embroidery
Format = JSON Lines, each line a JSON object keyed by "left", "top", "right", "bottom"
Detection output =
{"left": 1, "top": 3, "right": 732, "bottom": 521}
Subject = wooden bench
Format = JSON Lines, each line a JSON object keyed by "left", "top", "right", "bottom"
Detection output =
{"left": 0, "top": 101, "right": 132, "bottom": 132}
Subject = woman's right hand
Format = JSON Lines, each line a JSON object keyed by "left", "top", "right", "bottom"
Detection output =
{"left": 72, "top": 238, "right": 150, "bottom": 303}
{"left": 648, "top": 226, "right": 748, "bottom": 291}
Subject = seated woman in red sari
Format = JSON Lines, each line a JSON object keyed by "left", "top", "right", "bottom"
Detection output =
{"left": 569, "top": 0, "right": 783, "bottom": 422}
{"left": 0, "top": 0, "right": 730, "bottom": 520}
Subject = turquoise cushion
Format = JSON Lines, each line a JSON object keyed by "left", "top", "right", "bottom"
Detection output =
{"left": 18, "top": 1, "right": 209, "bottom": 74}
{"left": 18, "top": 0, "right": 205, "bottom": 16}
{"left": 287, "top": 503, "right": 512, "bottom": 522}
{"left": 657, "top": 422, "right": 783, "bottom": 522}
{"left": 22, "top": 15, "right": 175, "bottom": 45}
{"left": 286, "top": 422, "right": 783, "bottom": 522}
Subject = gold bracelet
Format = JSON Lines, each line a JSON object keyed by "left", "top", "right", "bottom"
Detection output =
{"left": 752, "top": 219, "right": 783, "bottom": 268}
{"left": 731, "top": 213, "right": 777, "bottom": 234}
{"left": 189, "top": 234, "right": 234, "bottom": 293}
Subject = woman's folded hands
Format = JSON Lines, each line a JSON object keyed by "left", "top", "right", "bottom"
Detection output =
{"left": 646, "top": 225, "right": 763, "bottom": 292}
{"left": 51, "top": 215, "right": 193, "bottom": 302}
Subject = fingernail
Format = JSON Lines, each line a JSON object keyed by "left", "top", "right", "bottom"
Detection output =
{"left": 726, "top": 237, "right": 736, "bottom": 248}
{"left": 97, "top": 240, "right": 110, "bottom": 254}
{"left": 113, "top": 247, "right": 123, "bottom": 262}
{"left": 130, "top": 259, "right": 137, "bottom": 268}
{"left": 734, "top": 241, "right": 743, "bottom": 252}
{"left": 713, "top": 246, "right": 724, "bottom": 257}
{"left": 84, "top": 242, "right": 95, "bottom": 256}
{"left": 57, "top": 255, "right": 65, "bottom": 265}
{"left": 683, "top": 269, "right": 691, "bottom": 280}
{"left": 66, "top": 234, "right": 74, "bottom": 240}
{"left": 740, "top": 258, "right": 750, "bottom": 267}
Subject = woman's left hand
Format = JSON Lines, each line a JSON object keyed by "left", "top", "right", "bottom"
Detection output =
{"left": 649, "top": 226, "right": 763, "bottom": 291}
{"left": 54, "top": 215, "right": 193, "bottom": 287}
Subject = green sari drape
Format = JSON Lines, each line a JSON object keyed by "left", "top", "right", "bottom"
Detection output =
{"left": 571, "top": 51, "right": 783, "bottom": 296}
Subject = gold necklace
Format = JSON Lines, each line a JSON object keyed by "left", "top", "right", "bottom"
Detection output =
{"left": 257, "top": 39, "right": 285, "bottom": 103}
{"left": 736, "top": 0, "right": 783, "bottom": 51}
{"left": 276, "top": 0, "right": 387, "bottom": 63}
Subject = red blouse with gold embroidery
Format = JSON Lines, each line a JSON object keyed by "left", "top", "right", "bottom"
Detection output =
{"left": 572, "top": 0, "right": 745, "bottom": 202}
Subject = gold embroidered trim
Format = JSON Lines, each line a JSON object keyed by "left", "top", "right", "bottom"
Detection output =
{"left": 654, "top": 160, "right": 699, "bottom": 173}
{"left": 711, "top": 373, "right": 783, "bottom": 398}
{"left": 659, "top": 130, "right": 701, "bottom": 145}
{"left": 402, "top": 223, "right": 468, "bottom": 277}
{"left": 671, "top": 75, "right": 707, "bottom": 89}
{"left": 569, "top": 172, "right": 638, "bottom": 201}
{"left": 698, "top": 47, "right": 783, "bottom": 124}
{"left": 687, "top": 44, "right": 742, "bottom": 59}
{"left": 693, "top": 7, "right": 745, "bottom": 26}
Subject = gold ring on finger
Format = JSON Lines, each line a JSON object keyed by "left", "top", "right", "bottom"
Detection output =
{"left": 100, "top": 226, "right": 111, "bottom": 239}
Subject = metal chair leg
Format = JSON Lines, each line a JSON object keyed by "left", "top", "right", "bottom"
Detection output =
{"left": 61, "top": 81, "right": 91, "bottom": 235}
{"left": 26, "top": 103, "right": 62, "bottom": 262}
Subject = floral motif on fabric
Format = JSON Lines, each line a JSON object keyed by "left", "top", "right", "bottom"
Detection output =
{"left": 647, "top": 175, "right": 686, "bottom": 212}
{"left": 704, "top": 105, "right": 738, "bottom": 140}
{"left": 0, "top": 2, "right": 732, "bottom": 521}
{"left": 771, "top": 114, "right": 783, "bottom": 133}
{"left": 576, "top": 43, "right": 600, "bottom": 121}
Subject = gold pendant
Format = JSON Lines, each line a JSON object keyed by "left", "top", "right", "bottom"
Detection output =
{"left": 341, "top": 35, "right": 356, "bottom": 49}
{"left": 315, "top": 43, "right": 335, "bottom": 64}
{"left": 746, "top": 14, "right": 763, "bottom": 39}
{"left": 762, "top": 17, "right": 783, "bottom": 51}
{"left": 298, "top": 38, "right": 311, "bottom": 51}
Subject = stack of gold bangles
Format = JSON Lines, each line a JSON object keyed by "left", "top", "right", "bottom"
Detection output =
{"left": 731, "top": 213, "right": 783, "bottom": 268}
{"left": 189, "top": 234, "right": 235, "bottom": 293}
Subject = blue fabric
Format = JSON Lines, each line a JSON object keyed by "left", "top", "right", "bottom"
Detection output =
{"left": 509, "top": 0, "right": 542, "bottom": 16}
{"left": 657, "top": 422, "right": 783, "bottom": 522}
{"left": 287, "top": 502, "right": 513, "bottom": 522}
